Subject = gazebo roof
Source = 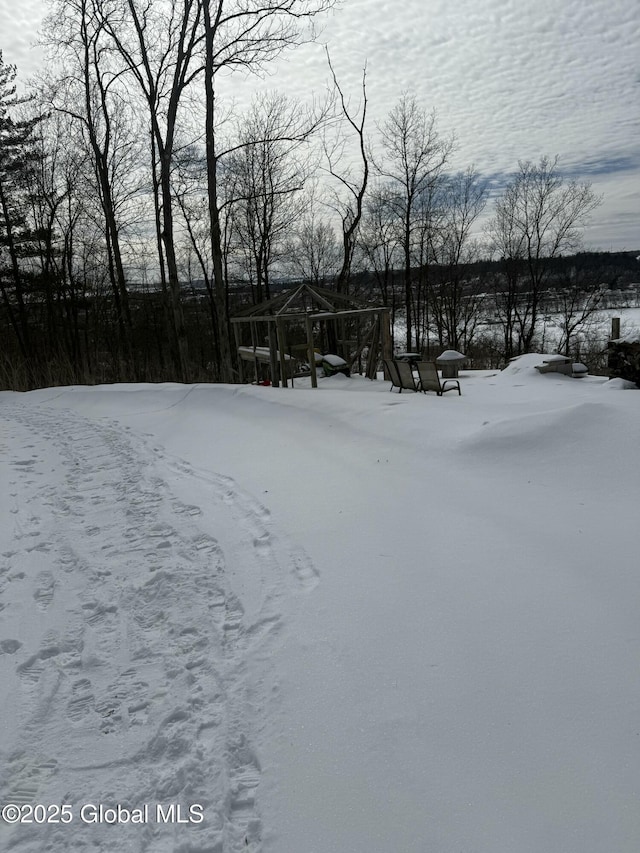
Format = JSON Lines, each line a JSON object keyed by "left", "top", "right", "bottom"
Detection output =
{"left": 231, "top": 283, "right": 365, "bottom": 322}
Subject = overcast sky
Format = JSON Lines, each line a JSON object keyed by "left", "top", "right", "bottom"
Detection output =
{"left": 1, "top": 0, "right": 639, "bottom": 251}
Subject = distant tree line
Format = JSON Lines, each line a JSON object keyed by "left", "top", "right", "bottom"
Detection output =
{"left": 0, "top": 4, "right": 613, "bottom": 389}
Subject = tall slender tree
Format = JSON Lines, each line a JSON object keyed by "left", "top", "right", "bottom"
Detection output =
{"left": 200, "top": 0, "right": 335, "bottom": 381}
{"left": 428, "top": 167, "right": 487, "bottom": 351}
{"left": 0, "top": 53, "right": 40, "bottom": 364}
{"left": 43, "top": 0, "right": 146, "bottom": 375}
{"left": 374, "top": 95, "right": 453, "bottom": 351}
{"left": 96, "top": 0, "right": 204, "bottom": 381}
{"left": 229, "top": 92, "right": 315, "bottom": 303}
{"left": 487, "top": 156, "right": 601, "bottom": 355}
{"left": 323, "top": 51, "right": 369, "bottom": 295}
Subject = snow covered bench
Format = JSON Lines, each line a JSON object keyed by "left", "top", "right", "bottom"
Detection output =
{"left": 534, "top": 355, "right": 573, "bottom": 376}
{"left": 237, "top": 345, "right": 300, "bottom": 384}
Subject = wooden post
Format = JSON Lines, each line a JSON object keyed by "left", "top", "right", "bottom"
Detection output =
{"left": 611, "top": 317, "right": 621, "bottom": 340}
{"left": 380, "top": 308, "right": 392, "bottom": 379}
{"left": 365, "top": 316, "right": 380, "bottom": 379}
{"left": 380, "top": 309, "right": 392, "bottom": 358}
{"left": 306, "top": 315, "right": 317, "bottom": 389}
{"left": 339, "top": 318, "right": 346, "bottom": 362}
{"left": 233, "top": 323, "right": 243, "bottom": 383}
{"left": 276, "top": 317, "right": 288, "bottom": 389}
{"left": 608, "top": 317, "right": 621, "bottom": 378}
{"left": 250, "top": 322, "right": 259, "bottom": 383}
{"left": 268, "top": 322, "right": 279, "bottom": 387}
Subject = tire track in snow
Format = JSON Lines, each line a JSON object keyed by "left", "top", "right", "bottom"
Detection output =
{"left": 0, "top": 401, "right": 319, "bottom": 852}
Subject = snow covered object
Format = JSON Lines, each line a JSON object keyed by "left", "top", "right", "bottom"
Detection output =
{"left": 607, "top": 336, "right": 640, "bottom": 387}
{"left": 435, "top": 349, "right": 467, "bottom": 378}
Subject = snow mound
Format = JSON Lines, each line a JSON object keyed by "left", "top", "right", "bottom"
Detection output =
{"left": 489, "top": 353, "right": 571, "bottom": 383}
{"left": 499, "top": 353, "right": 556, "bottom": 376}
{"left": 458, "top": 400, "right": 623, "bottom": 463}
{"left": 2, "top": 376, "right": 639, "bottom": 853}
{"left": 601, "top": 377, "right": 638, "bottom": 390}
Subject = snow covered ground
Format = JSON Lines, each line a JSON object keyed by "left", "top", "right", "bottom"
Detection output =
{"left": 1, "top": 360, "right": 639, "bottom": 853}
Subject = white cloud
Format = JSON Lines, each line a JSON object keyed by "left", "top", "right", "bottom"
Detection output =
{"left": 0, "top": 1, "right": 45, "bottom": 75}
{"left": 2, "top": 0, "right": 638, "bottom": 248}
{"left": 292, "top": 0, "right": 640, "bottom": 249}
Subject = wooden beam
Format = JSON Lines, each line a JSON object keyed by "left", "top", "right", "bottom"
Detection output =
{"left": 231, "top": 313, "right": 300, "bottom": 324}
{"left": 311, "top": 307, "right": 391, "bottom": 320}
{"left": 250, "top": 322, "right": 259, "bottom": 383}
{"left": 611, "top": 317, "right": 621, "bottom": 340}
{"left": 275, "top": 317, "right": 288, "bottom": 389}
{"left": 380, "top": 309, "right": 392, "bottom": 357}
{"left": 349, "top": 319, "right": 375, "bottom": 372}
{"left": 268, "top": 322, "right": 279, "bottom": 387}
{"left": 304, "top": 284, "right": 339, "bottom": 312}
{"left": 233, "top": 322, "right": 244, "bottom": 383}
{"left": 275, "top": 284, "right": 305, "bottom": 317}
{"left": 365, "top": 315, "right": 380, "bottom": 379}
{"left": 306, "top": 315, "right": 317, "bottom": 389}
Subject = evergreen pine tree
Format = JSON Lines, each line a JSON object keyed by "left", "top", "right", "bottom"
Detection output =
{"left": 0, "top": 51, "right": 40, "bottom": 362}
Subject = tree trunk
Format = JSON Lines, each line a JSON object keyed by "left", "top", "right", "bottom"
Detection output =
{"left": 203, "top": 1, "right": 234, "bottom": 383}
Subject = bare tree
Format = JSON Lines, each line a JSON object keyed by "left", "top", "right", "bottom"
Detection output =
{"left": 228, "top": 91, "right": 313, "bottom": 303}
{"left": 357, "top": 183, "right": 401, "bottom": 344}
{"left": 0, "top": 53, "right": 41, "bottom": 364}
{"left": 284, "top": 194, "right": 340, "bottom": 285}
{"left": 428, "top": 166, "right": 487, "bottom": 351}
{"left": 552, "top": 266, "right": 606, "bottom": 357}
{"left": 487, "top": 155, "right": 602, "bottom": 357}
{"left": 322, "top": 51, "right": 368, "bottom": 294}
{"left": 43, "top": 0, "right": 148, "bottom": 375}
{"left": 373, "top": 95, "right": 454, "bottom": 351}
{"left": 486, "top": 218, "right": 524, "bottom": 362}
{"left": 91, "top": 0, "right": 205, "bottom": 381}
{"left": 201, "top": 0, "right": 335, "bottom": 381}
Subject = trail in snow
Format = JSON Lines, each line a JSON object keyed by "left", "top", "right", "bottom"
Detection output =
{"left": 0, "top": 401, "right": 316, "bottom": 853}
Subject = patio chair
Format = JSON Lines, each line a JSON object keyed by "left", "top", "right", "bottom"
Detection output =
{"left": 383, "top": 359, "right": 402, "bottom": 392}
{"left": 395, "top": 359, "right": 420, "bottom": 392}
{"left": 416, "top": 361, "right": 461, "bottom": 396}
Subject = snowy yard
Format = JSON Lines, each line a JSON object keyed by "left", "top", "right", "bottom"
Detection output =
{"left": 1, "top": 360, "right": 639, "bottom": 852}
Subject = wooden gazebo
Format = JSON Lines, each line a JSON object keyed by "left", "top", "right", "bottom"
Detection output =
{"left": 231, "top": 283, "right": 392, "bottom": 388}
